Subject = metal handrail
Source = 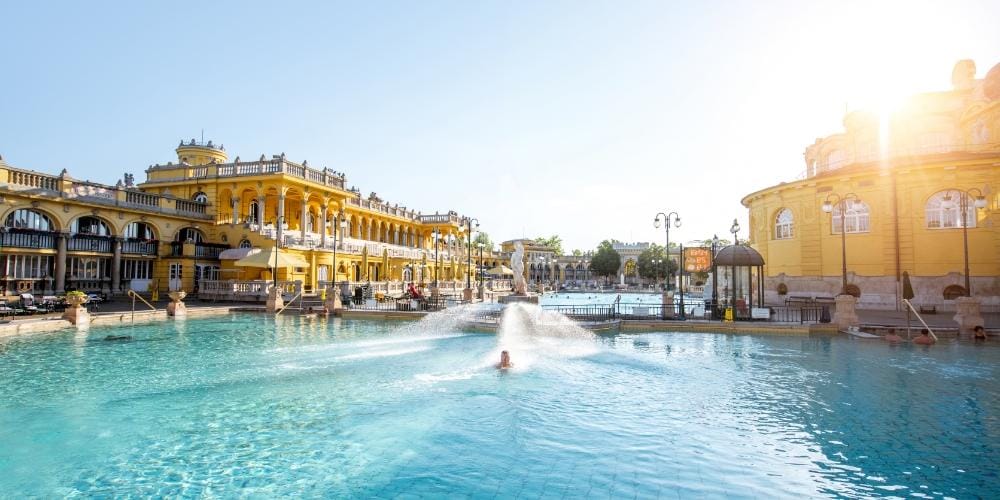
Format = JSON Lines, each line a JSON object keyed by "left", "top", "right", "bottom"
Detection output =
{"left": 127, "top": 289, "right": 157, "bottom": 323}
{"left": 276, "top": 291, "right": 302, "bottom": 315}
{"left": 901, "top": 299, "right": 938, "bottom": 341}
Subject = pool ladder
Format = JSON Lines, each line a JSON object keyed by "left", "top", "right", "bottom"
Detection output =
{"left": 901, "top": 299, "right": 938, "bottom": 341}
{"left": 127, "top": 289, "right": 157, "bottom": 324}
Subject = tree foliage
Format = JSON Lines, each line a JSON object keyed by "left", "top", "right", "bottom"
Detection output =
{"left": 637, "top": 244, "right": 677, "bottom": 280}
{"left": 589, "top": 240, "right": 621, "bottom": 279}
{"left": 473, "top": 231, "right": 494, "bottom": 251}
{"left": 534, "top": 235, "right": 564, "bottom": 256}
{"left": 571, "top": 249, "right": 583, "bottom": 257}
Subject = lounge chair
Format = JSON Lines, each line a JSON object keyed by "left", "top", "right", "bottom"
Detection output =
{"left": 19, "top": 293, "right": 39, "bottom": 315}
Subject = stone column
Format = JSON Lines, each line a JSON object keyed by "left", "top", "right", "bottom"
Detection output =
{"left": 276, "top": 193, "right": 285, "bottom": 244}
{"left": 111, "top": 237, "right": 122, "bottom": 294}
{"left": 833, "top": 294, "right": 860, "bottom": 329}
{"left": 300, "top": 196, "right": 309, "bottom": 239}
{"left": 953, "top": 296, "right": 985, "bottom": 334}
{"left": 320, "top": 205, "right": 329, "bottom": 247}
{"left": 55, "top": 233, "right": 67, "bottom": 293}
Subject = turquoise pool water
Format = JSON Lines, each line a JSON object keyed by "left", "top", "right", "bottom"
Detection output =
{"left": 1, "top": 313, "right": 998, "bottom": 498}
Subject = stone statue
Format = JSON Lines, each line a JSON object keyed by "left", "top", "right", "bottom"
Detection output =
{"left": 512, "top": 241, "right": 527, "bottom": 295}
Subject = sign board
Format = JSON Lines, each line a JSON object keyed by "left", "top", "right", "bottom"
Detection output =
{"left": 683, "top": 247, "right": 712, "bottom": 273}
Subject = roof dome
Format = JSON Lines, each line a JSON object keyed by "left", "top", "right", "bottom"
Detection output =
{"left": 714, "top": 245, "right": 765, "bottom": 266}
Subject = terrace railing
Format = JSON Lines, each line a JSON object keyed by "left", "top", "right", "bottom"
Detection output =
{"left": 0, "top": 229, "right": 58, "bottom": 250}
{"left": 67, "top": 234, "right": 114, "bottom": 253}
{"left": 121, "top": 239, "right": 159, "bottom": 256}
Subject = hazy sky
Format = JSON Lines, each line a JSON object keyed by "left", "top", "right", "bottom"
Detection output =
{"left": 2, "top": 1, "right": 998, "bottom": 252}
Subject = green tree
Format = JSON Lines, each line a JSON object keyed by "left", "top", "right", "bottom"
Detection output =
{"left": 571, "top": 249, "right": 583, "bottom": 257}
{"left": 534, "top": 235, "right": 564, "bottom": 255}
{"left": 473, "top": 232, "right": 494, "bottom": 251}
{"left": 637, "top": 244, "right": 678, "bottom": 283}
{"left": 589, "top": 240, "right": 621, "bottom": 283}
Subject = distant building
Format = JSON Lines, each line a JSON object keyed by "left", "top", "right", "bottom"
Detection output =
{"left": 742, "top": 60, "right": 1000, "bottom": 308}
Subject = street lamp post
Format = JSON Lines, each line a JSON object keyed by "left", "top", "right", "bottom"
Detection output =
{"left": 941, "top": 189, "right": 987, "bottom": 296}
{"left": 729, "top": 219, "right": 740, "bottom": 317}
{"left": 331, "top": 210, "right": 347, "bottom": 296}
{"left": 477, "top": 242, "right": 485, "bottom": 294}
{"left": 711, "top": 234, "right": 720, "bottom": 319}
{"left": 271, "top": 216, "right": 286, "bottom": 292}
{"left": 433, "top": 228, "right": 440, "bottom": 288}
{"left": 460, "top": 217, "right": 480, "bottom": 293}
{"left": 654, "top": 212, "right": 681, "bottom": 291}
{"left": 0, "top": 227, "right": 7, "bottom": 295}
{"left": 821, "top": 192, "right": 861, "bottom": 295}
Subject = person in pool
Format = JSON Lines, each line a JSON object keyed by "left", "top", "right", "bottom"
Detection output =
{"left": 497, "top": 350, "right": 513, "bottom": 369}
{"left": 913, "top": 328, "right": 936, "bottom": 345}
{"left": 973, "top": 325, "right": 987, "bottom": 341}
{"left": 884, "top": 328, "right": 903, "bottom": 343}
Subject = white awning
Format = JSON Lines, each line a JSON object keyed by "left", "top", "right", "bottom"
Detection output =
{"left": 219, "top": 247, "right": 261, "bottom": 260}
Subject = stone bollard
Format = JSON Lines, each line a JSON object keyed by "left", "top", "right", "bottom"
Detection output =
{"left": 662, "top": 291, "right": 674, "bottom": 319}
{"left": 953, "top": 296, "right": 985, "bottom": 334}
{"left": 324, "top": 285, "right": 342, "bottom": 315}
{"left": 62, "top": 293, "right": 91, "bottom": 327}
{"left": 266, "top": 285, "right": 284, "bottom": 314}
{"left": 833, "top": 294, "right": 859, "bottom": 329}
{"left": 463, "top": 287, "right": 474, "bottom": 302}
{"left": 166, "top": 291, "right": 188, "bottom": 318}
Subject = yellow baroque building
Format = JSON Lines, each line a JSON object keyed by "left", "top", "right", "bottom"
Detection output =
{"left": 742, "top": 60, "right": 1000, "bottom": 309}
{"left": 0, "top": 139, "right": 483, "bottom": 300}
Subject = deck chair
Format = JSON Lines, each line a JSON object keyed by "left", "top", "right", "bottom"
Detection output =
{"left": 20, "top": 293, "right": 39, "bottom": 314}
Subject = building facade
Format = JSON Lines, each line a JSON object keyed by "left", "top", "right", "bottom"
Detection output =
{"left": 0, "top": 140, "right": 480, "bottom": 299}
{"left": 742, "top": 60, "right": 1000, "bottom": 308}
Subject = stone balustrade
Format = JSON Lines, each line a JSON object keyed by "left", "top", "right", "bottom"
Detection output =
{"left": 198, "top": 279, "right": 301, "bottom": 301}
{"left": 2, "top": 166, "right": 212, "bottom": 219}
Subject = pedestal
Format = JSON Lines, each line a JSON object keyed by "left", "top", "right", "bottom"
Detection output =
{"left": 266, "top": 286, "right": 284, "bottom": 314}
{"left": 953, "top": 296, "right": 984, "bottom": 334}
{"left": 463, "top": 288, "right": 474, "bottom": 302}
{"left": 833, "top": 294, "right": 859, "bottom": 329}
{"left": 324, "top": 285, "right": 342, "bottom": 315}
{"left": 430, "top": 287, "right": 440, "bottom": 300}
{"left": 167, "top": 291, "right": 187, "bottom": 318}
{"left": 662, "top": 292, "right": 674, "bottom": 319}
{"left": 62, "top": 305, "right": 90, "bottom": 327}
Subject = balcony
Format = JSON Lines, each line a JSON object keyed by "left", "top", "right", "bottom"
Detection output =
{"left": 121, "top": 239, "right": 159, "bottom": 256}
{"left": 67, "top": 234, "right": 114, "bottom": 253}
{"left": 145, "top": 156, "right": 347, "bottom": 190}
{"left": 195, "top": 243, "right": 229, "bottom": 259}
{"left": 0, "top": 229, "right": 58, "bottom": 250}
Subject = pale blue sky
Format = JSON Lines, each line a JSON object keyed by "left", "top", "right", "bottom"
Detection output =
{"left": 2, "top": 1, "right": 998, "bottom": 251}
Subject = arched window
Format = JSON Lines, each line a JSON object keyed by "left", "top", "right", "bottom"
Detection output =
{"left": 193, "top": 192, "right": 209, "bottom": 204}
{"left": 926, "top": 190, "right": 977, "bottom": 229}
{"left": 774, "top": 209, "right": 794, "bottom": 239}
{"left": 402, "top": 267, "right": 413, "bottom": 282}
{"left": 832, "top": 201, "right": 870, "bottom": 234}
{"left": 943, "top": 285, "right": 967, "bottom": 300}
{"left": 239, "top": 239, "right": 252, "bottom": 249}
{"left": 175, "top": 227, "right": 204, "bottom": 243}
{"left": 4, "top": 209, "right": 54, "bottom": 231}
{"left": 71, "top": 216, "right": 111, "bottom": 236}
{"left": 124, "top": 221, "right": 155, "bottom": 240}
{"left": 248, "top": 200, "right": 260, "bottom": 224}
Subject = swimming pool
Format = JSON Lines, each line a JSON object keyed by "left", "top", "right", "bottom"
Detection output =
{"left": 1, "top": 313, "right": 997, "bottom": 497}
